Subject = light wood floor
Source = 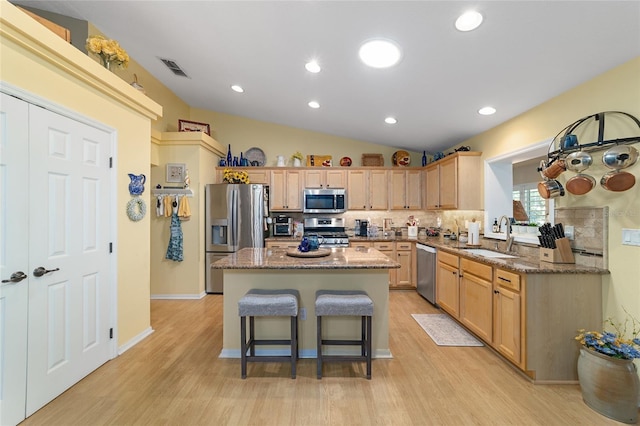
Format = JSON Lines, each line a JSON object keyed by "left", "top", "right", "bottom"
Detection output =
{"left": 22, "top": 291, "right": 619, "bottom": 425}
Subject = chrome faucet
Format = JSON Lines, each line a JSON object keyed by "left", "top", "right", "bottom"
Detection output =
{"left": 498, "top": 215, "right": 515, "bottom": 252}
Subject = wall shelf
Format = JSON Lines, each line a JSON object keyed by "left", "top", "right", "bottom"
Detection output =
{"left": 151, "top": 188, "right": 194, "bottom": 197}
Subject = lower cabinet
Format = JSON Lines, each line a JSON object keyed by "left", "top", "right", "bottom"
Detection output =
{"left": 436, "top": 251, "right": 460, "bottom": 318}
{"left": 395, "top": 242, "right": 415, "bottom": 288}
{"left": 459, "top": 258, "right": 493, "bottom": 343}
{"left": 265, "top": 240, "right": 299, "bottom": 249}
{"left": 435, "top": 249, "right": 603, "bottom": 382}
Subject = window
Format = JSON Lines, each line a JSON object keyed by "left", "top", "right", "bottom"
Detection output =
{"left": 513, "top": 183, "right": 546, "bottom": 225}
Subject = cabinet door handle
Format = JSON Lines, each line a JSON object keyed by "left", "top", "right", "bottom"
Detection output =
{"left": 494, "top": 290, "right": 500, "bottom": 294}
{"left": 498, "top": 276, "right": 512, "bottom": 283}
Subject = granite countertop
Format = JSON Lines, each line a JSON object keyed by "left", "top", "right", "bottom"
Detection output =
{"left": 212, "top": 247, "right": 401, "bottom": 270}
{"left": 415, "top": 238, "right": 609, "bottom": 275}
{"left": 264, "top": 236, "right": 609, "bottom": 275}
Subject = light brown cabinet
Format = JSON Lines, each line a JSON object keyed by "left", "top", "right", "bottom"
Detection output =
{"left": 460, "top": 258, "right": 493, "bottom": 343}
{"left": 304, "top": 169, "right": 346, "bottom": 188}
{"left": 389, "top": 170, "right": 422, "bottom": 210}
{"left": 493, "top": 268, "right": 522, "bottom": 366}
{"left": 394, "top": 242, "right": 415, "bottom": 288}
{"left": 265, "top": 240, "right": 299, "bottom": 249}
{"left": 350, "top": 241, "right": 373, "bottom": 250}
{"left": 435, "top": 248, "right": 603, "bottom": 382}
{"left": 424, "top": 152, "right": 482, "bottom": 210}
{"left": 436, "top": 251, "right": 460, "bottom": 318}
{"left": 270, "top": 170, "right": 303, "bottom": 211}
{"left": 373, "top": 241, "right": 395, "bottom": 287}
{"left": 215, "top": 167, "right": 270, "bottom": 185}
{"left": 347, "top": 169, "right": 388, "bottom": 210}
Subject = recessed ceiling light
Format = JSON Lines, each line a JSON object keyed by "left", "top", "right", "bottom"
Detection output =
{"left": 358, "top": 39, "right": 402, "bottom": 68}
{"left": 385, "top": 117, "right": 398, "bottom": 124}
{"left": 455, "top": 11, "right": 483, "bottom": 32}
{"left": 305, "top": 61, "right": 321, "bottom": 73}
{"left": 308, "top": 101, "right": 320, "bottom": 109}
{"left": 478, "top": 106, "right": 496, "bottom": 115}
{"left": 231, "top": 85, "right": 244, "bottom": 93}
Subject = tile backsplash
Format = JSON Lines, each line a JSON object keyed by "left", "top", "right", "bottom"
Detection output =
{"left": 554, "top": 206, "right": 608, "bottom": 268}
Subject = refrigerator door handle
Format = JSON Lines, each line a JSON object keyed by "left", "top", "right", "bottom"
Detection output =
{"left": 230, "top": 188, "right": 238, "bottom": 248}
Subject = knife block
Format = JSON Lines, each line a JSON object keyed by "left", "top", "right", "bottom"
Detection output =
{"left": 540, "top": 237, "right": 575, "bottom": 264}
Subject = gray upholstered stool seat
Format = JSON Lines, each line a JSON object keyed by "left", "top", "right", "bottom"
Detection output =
{"left": 238, "top": 289, "right": 300, "bottom": 379}
{"left": 315, "top": 290, "right": 373, "bottom": 379}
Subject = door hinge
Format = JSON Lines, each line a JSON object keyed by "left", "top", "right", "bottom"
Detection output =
{"left": 109, "top": 328, "right": 113, "bottom": 339}
{"left": 109, "top": 242, "right": 113, "bottom": 253}
{"left": 109, "top": 157, "right": 113, "bottom": 168}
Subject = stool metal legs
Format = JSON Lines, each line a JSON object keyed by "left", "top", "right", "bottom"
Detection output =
{"left": 240, "top": 315, "right": 298, "bottom": 379}
{"left": 316, "top": 315, "right": 372, "bottom": 379}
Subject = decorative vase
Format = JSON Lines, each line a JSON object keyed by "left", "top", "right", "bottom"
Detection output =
{"left": 577, "top": 347, "right": 640, "bottom": 424}
{"left": 422, "top": 151, "right": 427, "bottom": 167}
{"left": 100, "top": 56, "right": 112, "bottom": 71}
{"left": 128, "top": 173, "right": 146, "bottom": 196}
{"left": 227, "top": 144, "right": 232, "bottom": 166}
{"left": 293, "top": 158, "right": 302, "bottom": 167}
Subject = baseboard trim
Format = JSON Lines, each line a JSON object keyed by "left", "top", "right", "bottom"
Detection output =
{"left": 118, "top": 327, "right": 154, "bottom": 355}
{"left": 150, "top": 292, "right": 206, "bottom": 300}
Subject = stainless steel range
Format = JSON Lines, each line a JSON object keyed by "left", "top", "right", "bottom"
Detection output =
{"left": 303, "top": 217, "right": 349, "bottom": 248}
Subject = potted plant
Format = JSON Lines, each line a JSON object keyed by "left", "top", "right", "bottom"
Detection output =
{"left": 575, "top": 309, "right": 640, "bottom": 423}
{"left": 222, "top": 169, "right": 249, "bottom": 184}
{"left": 291, "top": 151, "right": 304, "bottom": 167}
{"left": 527, "top": 223, "right": 539, "bottom": 234}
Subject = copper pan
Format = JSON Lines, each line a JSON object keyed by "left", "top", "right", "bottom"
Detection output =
{"left": 566, "top": 173, "right": 595, "bottom": 195}
{"left": 541, "top": 160, "right": 566, "bottom": 180}
{"left": 600, "top": 170, "right": 636, "bottom": 192}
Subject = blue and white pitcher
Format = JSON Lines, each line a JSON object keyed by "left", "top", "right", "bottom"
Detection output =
{"left": 128, "top": 173, "right": 146, "bottom": 196}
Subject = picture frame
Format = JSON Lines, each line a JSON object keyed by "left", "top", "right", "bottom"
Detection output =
{"left": 166, "top": 163, "right": 186, "bottom": 183}
{"left": 178, "top": 119, "right": 211, "bottom": 136}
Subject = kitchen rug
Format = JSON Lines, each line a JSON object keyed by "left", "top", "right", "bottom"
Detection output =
{"left": 411, "top": 314, "right": 484, "bottom": 347}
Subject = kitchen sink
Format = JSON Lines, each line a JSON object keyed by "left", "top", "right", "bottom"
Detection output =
{"left": 461, "top": 248, "right": 518, "bottom": 259}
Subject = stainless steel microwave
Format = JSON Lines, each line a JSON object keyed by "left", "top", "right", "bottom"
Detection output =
{"left": 303, "top": 188, "right": 347, "bottom": 214}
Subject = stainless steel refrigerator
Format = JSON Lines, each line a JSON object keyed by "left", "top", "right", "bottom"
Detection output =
{"left": 205, "top": 184, "right": 269, "bottom": 293}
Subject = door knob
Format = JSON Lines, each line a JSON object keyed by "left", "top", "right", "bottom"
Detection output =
{"left": 2, "top": 271, "right": 27, "bottom": 284}
{"left": 33, "top": 267, "right": 60, "bottom": 277}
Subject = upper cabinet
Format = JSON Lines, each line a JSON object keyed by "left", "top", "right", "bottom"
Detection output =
{"left": 347, "top": 169, "right": 388, "bottom": 210}
{"left": 304, "top": 169, "right": 346, "bottom": 189}
{"left": 389, "top": 169, "right": 422, "bottom": 210}
{"left": 270, "top": 170, "right": 303, "bottom": 211}
{"left": 424, "top": 152, "right": 482, "bottom": 210}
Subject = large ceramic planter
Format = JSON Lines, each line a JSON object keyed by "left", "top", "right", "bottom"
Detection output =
{"left": 577, "top": 347, "right": 640, "bottom": 424}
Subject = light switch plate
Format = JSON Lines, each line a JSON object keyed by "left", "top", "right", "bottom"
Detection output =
{"left": 622, "top": 228, "right": 640, "bottom": 247}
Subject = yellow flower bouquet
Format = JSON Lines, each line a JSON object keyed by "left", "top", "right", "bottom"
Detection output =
{"left": 223, "top": 169, "right": 250, "bottom": 184}
{"left": 86, "top": 35, "right": 130, "bottom": 70}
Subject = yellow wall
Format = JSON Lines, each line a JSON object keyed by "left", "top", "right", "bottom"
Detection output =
{"left": 460, "top": 57, "right": 640, "bottom": 326}
{"left": 1, "top": 1, "right": 162, "bottom": 347}
{"left": 86, "top": 22, "right": 190, "bottom": 134}
{"left": 149, "top": 132, "right": 221, "bottom": 296}
{"left": 190, "top": 109, "right": 421, "bottom": 168}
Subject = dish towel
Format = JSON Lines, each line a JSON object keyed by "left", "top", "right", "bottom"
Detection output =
{"left": 178, "top": 195, "right": 191, "bottom": 219}
{"left": 165, "top": 212, "right": 183, "bottom": 262}
{"left": 164, "top": 195, "right": 172, "bottom": 217}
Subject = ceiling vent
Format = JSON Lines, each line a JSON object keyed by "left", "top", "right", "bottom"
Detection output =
{"left": 159, "top": 58, "right": 189, "bottom": 78}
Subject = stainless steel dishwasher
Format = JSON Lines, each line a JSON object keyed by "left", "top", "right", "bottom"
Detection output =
{"left": 416, "top": 243, "right": 437, "bottom": 304}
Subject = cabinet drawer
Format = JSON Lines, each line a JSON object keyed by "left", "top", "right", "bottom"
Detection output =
{"left": 437, "top": 250, "right": 459, "bottom": 268}
{"left": 460, "top": 258, "right": 492, "bottom": 281}
{"left": 395, "top": 242, "right": 412, "bottom": 251}
{"left": 373, "top": 242, "right": 394, "bottom": 251}
{"left": 350, "top": 241, "right": 372, "bottom": 249}
{"left": 495, "top": 268, "right": 521, "bottom": 292}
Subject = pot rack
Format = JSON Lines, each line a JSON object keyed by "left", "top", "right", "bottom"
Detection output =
{"left": 545, "top": 111, "right": 640, "bottom": 166}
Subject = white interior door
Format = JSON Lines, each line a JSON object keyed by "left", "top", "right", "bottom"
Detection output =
{"left": 25, "top": 104, "right": 113, "bottom": 416}
{"left": 0, "top": 93, "right": 30, "bottom": 426}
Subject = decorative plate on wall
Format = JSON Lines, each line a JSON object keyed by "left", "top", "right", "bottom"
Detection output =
{"left": 393, "top": 150, "right": 411, "bottom": 166}
{"left": 339, "top": 157, "right": 352, "bottom": 167}
{"left": 245, "top": 147, "right": 266, "bottom": 166}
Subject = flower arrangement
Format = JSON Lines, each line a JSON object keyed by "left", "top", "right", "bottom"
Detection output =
{"left": 291, "top": 151, "right": 304, "bottom": 162}
{"left": 223, "top": 169, "right": 249, "bottom": 184}
{"left": 85, "top": 35, "right": 130, "bottom": 70}
{"left": 576, "top": 308, "right": 640, "bottom": 359}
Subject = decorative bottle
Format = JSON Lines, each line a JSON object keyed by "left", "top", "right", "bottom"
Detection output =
{"left": 226, "top": 144, "right": 232, "bottom": 166}
{"left": 422, "top": 151, "right": 427, "bottom": 167}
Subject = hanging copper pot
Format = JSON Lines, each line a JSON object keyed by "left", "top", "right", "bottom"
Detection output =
{"left": 541, "top": 159, "right": 566, "bottom": 180}
{"left": 537, "top": 179, "right": 565, "bottom": 199}
{"left": 600, "top": 170, "right": 636, "bottom": 192}
{"left": 566, "top": 173, "right": 596, "bottom": 195}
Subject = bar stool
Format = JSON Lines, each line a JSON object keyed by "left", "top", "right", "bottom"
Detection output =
{"left": 315, "top": 290, "right": 374, "bottom": 379}
{"left": 238, "top": 289, "right": 300, "bottom": 379}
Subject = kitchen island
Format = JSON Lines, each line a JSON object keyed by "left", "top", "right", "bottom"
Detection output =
{"left": 212, "top": 247, "right": 400, "bottom": 358}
